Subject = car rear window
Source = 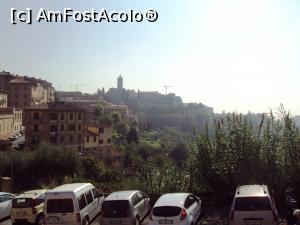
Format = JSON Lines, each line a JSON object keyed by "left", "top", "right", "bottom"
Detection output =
{"left": 46, "top": 199, "right": 74, "bottom": 213}
{"left": 235, "top": 197, "right": 271, "bottom": 211}
{"left": 13, "top": 198, "right": 32, "bottom": 208}
{"left": 153, "top": 206, "right": 182, "bottom": 217}
{"left": 102, "top": 200, "right": 130, "bottom": 218}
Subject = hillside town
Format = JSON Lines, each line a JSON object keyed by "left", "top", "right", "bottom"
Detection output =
{"left": 0, "top": 71, "right": 139, "bottom": 170}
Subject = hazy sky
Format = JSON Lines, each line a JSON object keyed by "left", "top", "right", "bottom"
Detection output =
{"left": 1, "top": 0, "right": 300, "bottom": 114}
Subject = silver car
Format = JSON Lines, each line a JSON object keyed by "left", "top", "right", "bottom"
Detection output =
{"left": 0, "top": 192, "right": 15, "bottom": 221}
{"left": 100, "top": 190, "right": 151, "bottom": 225}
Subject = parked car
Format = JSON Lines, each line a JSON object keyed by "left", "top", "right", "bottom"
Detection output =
{"left": 11, "top": 189, "right": 48, "bottom": 225}
{"left": 0, "top": 192, "right": 15, "bottom": 221}
{"left": 149, "top": 193, "right": 201, "bottom": 225}
{"left": 100, "top": 190, "right": 151, "bottom": 225}
{"left": 229, "top": 184, "right": 279, "bottom": 225}
{"left": 44, "top": 183, "right": 104, "bottom": 225}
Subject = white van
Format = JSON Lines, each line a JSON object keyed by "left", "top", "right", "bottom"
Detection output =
{"left": 229, "top": 185, "right": 279, "bottom": 225}
{"left": 44, "top": 183, "right": 104, "bottom": 225}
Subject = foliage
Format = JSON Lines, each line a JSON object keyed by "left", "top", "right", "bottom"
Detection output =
{"left": 126, "top": 127, "right": 139, "bottom": 145}
{"left": 169, "top": 143, "right": 189, "bottom": 167}
{"left": 190, "top": 106, "right": 300, "bottom": 197}
{"left": 141, "top": 160, "right": 188, "bottom": 194}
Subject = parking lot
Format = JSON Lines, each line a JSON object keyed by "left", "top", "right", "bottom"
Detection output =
{"left": 0, "top": 214, "right": 150, "bottom": 225}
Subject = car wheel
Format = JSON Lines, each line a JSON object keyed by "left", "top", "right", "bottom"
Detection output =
{"left": 135, "top": 217, "right": 140, "bottom": 225}
{"left": 82, "top": 217, "right": 89, "bottom": 225}
{"left": 37, "top": 214, "right": 45, "bottom": 225}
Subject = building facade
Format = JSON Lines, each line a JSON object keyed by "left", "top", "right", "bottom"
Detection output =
{"left": 0, "top": 108, "right": 14, "bottom": 140}
{"left": 0, "top": 90, "right": 8, "bottom": 108}
{"left": 0, "top": 71, "right": 54, "bottom": 108}
{"left": 23, "top": 102, "right": 85, "bottom": 151}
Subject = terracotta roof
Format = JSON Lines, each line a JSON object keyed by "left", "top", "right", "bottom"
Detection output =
{"left": 24, "top": 102, "right": 86, "bottom": 111}
{"left": 86, "top": 126, "right": 99, "bottom": 135}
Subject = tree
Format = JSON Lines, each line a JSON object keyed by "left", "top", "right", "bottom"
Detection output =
{"left": 169, "top": 143, "right": 189, "bottom": 167}
{"left": 126, "top": 127, "right": 139, "bottom": 145}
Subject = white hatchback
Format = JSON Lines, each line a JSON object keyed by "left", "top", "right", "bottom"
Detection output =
{"left": 149, "top": 193, "right": 201, "bottom": 225}
{"left": 229, "top": 185, "right": 279, "bottom": 225}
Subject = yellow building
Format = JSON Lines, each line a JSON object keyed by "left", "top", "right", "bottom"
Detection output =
{"left": 0, "top": 90, "right": 8, "bottom": 108}
{"left": 0, "top": 108, "right": 14, "bottom": 140}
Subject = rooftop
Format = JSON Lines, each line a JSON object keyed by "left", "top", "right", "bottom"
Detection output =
{"left": 24, "top": 102, "right": 86, "bottom": 111}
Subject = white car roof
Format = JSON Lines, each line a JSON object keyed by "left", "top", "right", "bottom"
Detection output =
{"left": 105, "top": 190, "right": 140, "bottom": 201}
{"left": 154, "top": 193, "right": 191, "bottom": 208}
{"left": 0, "top": 192, "right": 13, "bottom": 195}
{"left": 235, "top": 185, "right": 269, "bottom": 197}
{"left": 47, "top": 183, "right": 92, "bottom": 193}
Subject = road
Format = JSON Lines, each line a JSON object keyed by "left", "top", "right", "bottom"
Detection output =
{"left": 0, "top": 214, "right": 150, "bottom": 225}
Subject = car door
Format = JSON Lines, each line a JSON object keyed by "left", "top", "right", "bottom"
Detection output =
{"left": 84, "top": 190, "right": 96, "bottom": 219}
{"left": 192, "top": 195, "right": 201, "bottom": 220}
{"left": 131, "top": 193, "right": 143, "bottom": 219}
{"left": 0, "top": 194, "right": 14, "bottom": 219}
{"left": 140, "top": 192, "right": 150, "bottom": 217}
{"left": 184, "top": 195, "right": 197, "bottom": 223}
{"left": 91, "top": 188, "right": 104, "bottom": 213}
{"left": 136, "top": 192, "right": 148, "bottom": 219}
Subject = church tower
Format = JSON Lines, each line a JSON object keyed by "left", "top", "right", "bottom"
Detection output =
{"left": 117, "top": 74, "right": 123, "bottom": 90}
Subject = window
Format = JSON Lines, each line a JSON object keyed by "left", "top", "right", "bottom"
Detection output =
{"left": 78, "top": 124, "right": 81, "bottom": 131}
{"left": 78, "top": 134, "right": 81, "bottom": 142}
{"left": 92, "top": 188, "right": 100, "bottom": 199}
{"left": 33, "top": 112, "right": 39, "bottom": 120}
{"left": 50, "top": 136, "right": 57, "bottom": 144}
{"left": 235, "top": 197, "right": 271, "bottom": 211}
{"left": 152, "top": 206, "right": 182, "bottom": 217}
{"left": 46, "top": 199, "right": 74, "bottom": 213}
{"left": 78, "top": 113, "right": 82, "bottom": 120}
{"left": 69, "top": 135, "right": 73, "bottom": 143}
{"left": 85, "top": 191, "right": 94, "bottom": 204}
{"left": 102, "top": 200, "right": 130, "bottom": 218}
{"left": 99, "top": 139, "right": 103, "bottom": 144}
{"left": 78, "top": 194, "right": 87, "bottom": 210}
{"left": 93, "top": 136, "right": 96, "bottom": 142}
{"left": 24, "top": 93, "right": 27, "bottom": 98}
{"left": 86, "top": 136, "right": 89, "bottom": 142}
{"left": 131, "top": 194, "right": 141, "bottom": 206}
{"left": 99, "top": 127, "right": 104, "bottom": 133}
{"left": 60, "top": 136, "right": 64, "bottom": 143}
{"left": 50, "top": 125, "right": 58, "bottom": 132}
{"left": 69, "top": 124, "right": 75, "bottom": 131}
{"left": 33, "top": 124, "right": 39, "bottom": 132}
{"left": 107, "top": 139, "right": 111, "bottom": 143}
{"left": 184, "top": 195, "right": 196, "bottom": 209}
{"left": 60, "top": 113, "right": 65, "bottom": 120}
{"left": 50, "top": 113, "right": 58, "bottom": 120}
{"left": 69, "top": 113, "right": 74, "bottom": 120}
{"left": 60, "top": 124, "right": 64, "bottom": 132}
{"left": 0, "top": 194, "right": 14, "bottom": 203}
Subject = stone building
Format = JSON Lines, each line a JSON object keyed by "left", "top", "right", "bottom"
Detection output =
{"left": 23, "top": 102, "right": 85, "bottom": 151}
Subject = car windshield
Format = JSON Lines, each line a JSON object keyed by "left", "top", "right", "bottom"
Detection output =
{"left": 46, "top": 199, "right": 74, "bottom": 213}
{"left": 102, "top": 200, "right": 130, "bottom": 218}
{"left": 13, "top": 198, "right": 32, "bottom": 208}
{"left": 235, "top": 197, "right": 271, "bottom": 211}
{"left": 153, "top": 206, "right": 182, "bottom": 217}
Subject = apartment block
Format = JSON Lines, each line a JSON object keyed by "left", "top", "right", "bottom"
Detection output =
{"left": 23, "top": 102, "right": 85, "bottom": 151}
